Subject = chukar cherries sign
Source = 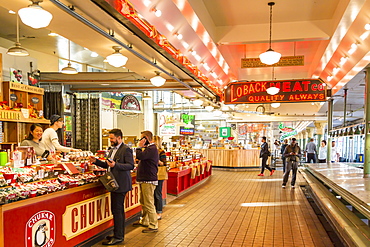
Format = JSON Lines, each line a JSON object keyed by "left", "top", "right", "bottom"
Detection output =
{"left": 26, "top": 210, "right": 56, "bottom": 247}
{"left": 224, "top": 79, "right": 327, "bottom": 104}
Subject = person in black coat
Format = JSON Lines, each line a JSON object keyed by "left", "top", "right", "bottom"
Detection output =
{"left": 281, "top": 139, "right": 289, "bottom": 173}
{"left": 89, "top": 129, "right": 134, "bottom": 245}
{"left": 258, "top": 136, "right": 275, "bottom": 176}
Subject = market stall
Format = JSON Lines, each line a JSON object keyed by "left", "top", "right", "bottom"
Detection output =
{"left": 199, "top": 149, "right": 260, "bottom": 168}
{"left": 167, "top": 159, "right": 212, "bottom": 196}
{"left": 0, "top": 165, "right": 142, "bottom": 247}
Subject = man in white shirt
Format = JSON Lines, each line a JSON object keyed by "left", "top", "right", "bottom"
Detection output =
{"left": 42, "top": 114, "right": 81, "bottom": 153}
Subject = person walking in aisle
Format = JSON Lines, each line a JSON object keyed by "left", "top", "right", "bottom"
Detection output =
{"left": 153, "top": 136, "right": 168, "bottom": 220}
{"left": 282, "top": 138, "right": 301, "bottom": 188}
{"left": 305, "top": 138, "right": 317, "bottom": 163}
{"left": 133, "top": 130, "right": 159, "bottom": 233}
{"left": 258, "top": 136, "right": 275, "bottom": 176}
{"left": 331, "top": 141, "right": 340, "bottom": 162}
{"left": 318, "top": 140, "right": 327, "bottom": 163}
{"left": 281, "top": 139, "right": 288, "bottom": 173}
{"left": 89, "top": 129, "right": 134, "bottom": 245}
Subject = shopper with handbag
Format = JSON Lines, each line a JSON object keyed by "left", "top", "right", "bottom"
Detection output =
{"left": 282, "top": 138, "right": 301, "bottom": 189}
{"left": 153, "top": 136, "right": 168, "bottom": 220}
{"left": 258, "top": 136, "right": 275, "bottom": 176}
{"left": 89, "top": 129, "right": 134, "bottom": 245}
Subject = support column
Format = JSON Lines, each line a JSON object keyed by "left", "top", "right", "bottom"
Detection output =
{"left": 327, "top": 98, "right": 334, "bottom": 162}
{"left": 143, "top": 92, "right": 155, "bottom": 133}
{"left": 364, "top": 69, "right": 370, "bottom": 177}
{"left": 302, "top": 130, "right": 307, "bottom": 151}
{"left": 314, "top": 121, "right": 327, "bottom": 150}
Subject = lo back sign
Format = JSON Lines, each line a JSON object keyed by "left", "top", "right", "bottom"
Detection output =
{"left": 224, "top": 79, "right": 326, "bottom": 104}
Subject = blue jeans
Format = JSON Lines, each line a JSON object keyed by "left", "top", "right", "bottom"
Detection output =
{"left": 154, "top": 180, "right": 164, "bottom": 213}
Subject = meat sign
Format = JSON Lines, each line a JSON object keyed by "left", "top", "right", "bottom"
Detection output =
{"left": 224, "top": 79, "right": 327, "bottom": 104}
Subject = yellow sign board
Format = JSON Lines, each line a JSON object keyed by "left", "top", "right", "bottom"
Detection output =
{"left": 10, "top": 81, "right": 44, "bottom": 94}
{"left": 241, "top": 55, "right": 304, "bottom": 68}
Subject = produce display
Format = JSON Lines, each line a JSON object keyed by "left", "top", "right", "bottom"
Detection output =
{"left": 0, "top": 163, "right": 99, "bottom": 205}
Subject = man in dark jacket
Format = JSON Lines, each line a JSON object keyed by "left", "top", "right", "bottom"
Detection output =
{"left": 258, "top": 136, "right": 275, "bottom": 176}
{"left": 282, "top": 138, "right": 301, "bottom": 189}
{"left": 133, "top": 130, "right": 159, "bottom": 233}
{"left": 89, "top": 129, "right": 134, "bottom": 245}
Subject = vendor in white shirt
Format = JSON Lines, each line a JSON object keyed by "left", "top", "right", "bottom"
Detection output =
{"left": 41, "top": 114, "right": 81, "bottom": 153}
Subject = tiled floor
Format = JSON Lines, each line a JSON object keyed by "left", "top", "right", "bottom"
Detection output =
{"left": 94, "top": 170, "right": 333, "bottom": 246}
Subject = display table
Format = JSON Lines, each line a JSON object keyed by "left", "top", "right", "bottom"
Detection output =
{"left": 167, "top": 161, "right": 212, "bottom": 196}
{"left": 199, "top": 149, "right": 260, "bottom": 168}
{"left": 0, "top": 175, "right": 142, "bottom": 247}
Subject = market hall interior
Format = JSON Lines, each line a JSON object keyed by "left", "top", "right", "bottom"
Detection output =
{"left": 0, "top": 0, "right": 369, "bottom": 247}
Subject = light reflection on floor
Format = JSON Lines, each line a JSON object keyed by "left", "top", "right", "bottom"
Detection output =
{"left": 244, "top": 178, "right": 283, "bottom": 182}
{"left": 241, "top": 201, "right": 300, "bottom": 207}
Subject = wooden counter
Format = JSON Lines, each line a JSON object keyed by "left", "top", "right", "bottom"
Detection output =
{"left": 199, "top": 149, "right": 260, "bottom": 168}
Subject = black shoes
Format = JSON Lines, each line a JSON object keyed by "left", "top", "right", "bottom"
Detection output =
{"left": 102, "top": 237, "right": 123, "bottom": 245}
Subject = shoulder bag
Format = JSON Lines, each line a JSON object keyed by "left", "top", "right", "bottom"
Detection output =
{"left": 157, "top": 166, "right": 168, "bottom": 180}
{"left": 99, "top": 167, "right": 119, "bottom": 192}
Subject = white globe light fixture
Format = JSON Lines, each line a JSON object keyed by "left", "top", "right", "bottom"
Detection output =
{"left": 185, "top": 122, "right": 195, "bottom": 128}
{"left": 205, "top": 105, "right": 214, "bottom": 112}
{"left": 197, "top": 124, "right": 206, "bottom": 130}
{"left": 271, "top": 103, "right": 281, "bottom": 108}
{"left": 106, "top": 46, "right": 128, "bottom": 67}
{"left": 193, "top": 98, "right": 203, "bottom": 106}
{"left": 213, "top": 110, "right": 222, "bottom": 116}
{"left": 150, "top": 71, "right": 166, "bottom": 87}
{"left": 266, "top": 86, "right": 280, "bottom": 95}
{"left": 259, "top": 49, "right": 281, "bottom": 65}
{"left": 18, "top": 1, "right": 53, "bottom": 29}
{"left": 259, "top": 2, "right": 281, "bottom": 65}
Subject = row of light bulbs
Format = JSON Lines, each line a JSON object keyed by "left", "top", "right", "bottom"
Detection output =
{"left": 327, "top": 23, "right": 370, "bottom": 82}
{"left": 6, "top": 0, "right": 167, "bottom": 86}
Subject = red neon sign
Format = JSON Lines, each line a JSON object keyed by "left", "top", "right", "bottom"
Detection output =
{"left": 224, "top": 79, "right": 327, "bottom": 104}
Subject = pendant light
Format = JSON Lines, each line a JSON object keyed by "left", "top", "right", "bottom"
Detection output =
{"left": 106, "top": 46, "right": 128, "bottom": 67}
{"left": 61, "top": 40, "right": 78, "bottom": 74}
{"left": 7, "top": 14, "right": 29, "bottom": 56}
{"left": 266, "top": 86, "right": 280, "bottom": 95}
{"left": 150, "top": 71, "right": 166, "bottom": 87}
{"left": 193, "top": 98, "right": 203, "bottom": 106}
{"left": 259, "top": 2, "right": 281, "bottom": 65}
{"left": 142, "top": 92, "right": 151, "bottom": 100}
{"left": 18, "top": 1, "right": 53, "bottom": 29}
{"left": 271, "top": 103, "right": 280, "bottom": 108}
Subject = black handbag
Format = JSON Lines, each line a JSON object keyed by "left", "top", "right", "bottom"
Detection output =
{"left": 99, "top": 167, "right": 119, "bottom": 192}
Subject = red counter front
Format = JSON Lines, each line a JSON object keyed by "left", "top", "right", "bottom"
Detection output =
{"left": 167, "top": 161, "right": 212, "bottom": 196}
{"left": 0, "top": 176, "right": 141, "bottom": 247}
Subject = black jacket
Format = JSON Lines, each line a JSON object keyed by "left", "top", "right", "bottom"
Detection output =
{"left": 136, "top": 144, "right": 159, "bottom": 182}
{"left": 94, "top": 143, "right": 134, "bottom": 193}
{"left": 260, "top": 142, "right": 270, "bottom": 158}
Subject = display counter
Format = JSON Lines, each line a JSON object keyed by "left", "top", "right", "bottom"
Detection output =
{"left": 167, "top": 160, "right": 212, "bottom": 196}
{"left": 0, "top": 174, "right": 142, "bottom": 247}
{"left": 199, "top": 149, "right": 260, "bottom": 168}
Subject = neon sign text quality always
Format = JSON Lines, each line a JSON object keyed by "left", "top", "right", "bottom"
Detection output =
{"left": 224, "top": 79, "right": 326, "bottom": 104}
